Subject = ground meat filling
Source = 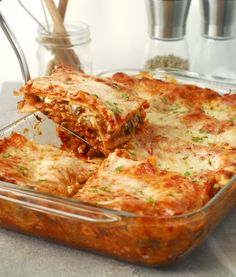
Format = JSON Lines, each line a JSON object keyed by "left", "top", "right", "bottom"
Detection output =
{"left": 34, "top": 97, "right": 101, "bottom": 145}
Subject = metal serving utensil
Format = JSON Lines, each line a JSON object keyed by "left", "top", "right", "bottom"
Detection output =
{"left": 0, "top": 11, "right": 91, "bottom": 147}
{"left": 0, "top": 11, "right": 31, "bottom": 83}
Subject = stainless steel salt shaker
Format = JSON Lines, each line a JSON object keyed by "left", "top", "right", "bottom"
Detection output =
{"left": 201, "top": 0, "right": 236, "bottom": 39}
{"left": 144, "top": 0, "right": 191, "bottom": 70}
{"left": 146, "top": 0, "right": 191, "bottom": 39}
{"left": 192, "top": 0, "right": 236, "bottom": 78}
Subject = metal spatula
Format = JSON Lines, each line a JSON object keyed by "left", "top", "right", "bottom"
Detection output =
{"left": 0, "top": 11, "right": 91, "bottom": 146}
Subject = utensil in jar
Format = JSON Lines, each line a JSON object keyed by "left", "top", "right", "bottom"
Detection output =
{"left": 0, "top": 11, "right": 92, "bottom": 147}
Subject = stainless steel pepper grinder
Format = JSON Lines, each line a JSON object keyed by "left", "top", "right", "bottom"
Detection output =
{"left": 144, "top": 0, "right": 191, "bottom": 70}
{"left": 192, "top": 0, "right": 236, "bottom": 78}
{"left": 201, "top": 0, "right": 236, "bottom": 39}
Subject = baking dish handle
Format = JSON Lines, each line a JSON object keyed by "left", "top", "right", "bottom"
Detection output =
{"left": 0, "top": 182, "right": 121, "bottom": 223}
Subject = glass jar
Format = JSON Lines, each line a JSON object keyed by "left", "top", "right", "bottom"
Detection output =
{"left": 191, "top": 0, "right": 236, "bottom": 79}
{"left": 36, "top": 22, "right": 92, "bottom": 76}
{"left": 144, "top": 0, "right": 191, "bottom": 71}
{"left": 192, "top": 37, "right": 236, "bottom": 79}
{"left": 144, "top": 37, "right": 189, "bottom": 70}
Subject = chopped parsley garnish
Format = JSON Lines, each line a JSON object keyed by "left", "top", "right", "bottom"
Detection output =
{"left": 230, "top": 116, "right": 236, "bottom": 122}
{"left": 184, "top": 171, "right": 191, "bottom": 176}
{"left": 115, "top": 166, "right": 124, "bottom": 172}
{"left": 91, "top": 94, "right": 99, "bottom": 98}
{"left": 121, "top": 93, "right": 129, "bottom": 100}
{"left": 192, "top": 136, "right": 208, "bottom": 143}
{"left": 146, "top": 197, "right": 157, "bottom": 207}
{"left": 92, "top": 189, "right": 99, "bottom": 193}
{"left": 199, "top": 130, "right": 206, "bottom": 134}
{"left": 208, "top": 159, "right": 212, "bottom": 166}
{"left": 105, "top": 101, "right": 121, "bottom": 115}
{"left": 37, "top": 179, "right": 48, "bottom": 183}
{"left": 161, "top": 97, "right": 168, "bottom": 104}
{"left": 137, "top": 190, "right": 144, "bottom": 195}
{"left": 192, "top": 137, "right": 202, "bottom": 143}
{"left": 170, "top": 104, "right": 181, "bottom": 111}
{"left": 111, "top": 106, "right": 121, "bottom": 115}
{"left": 113, "top": 84, "right": 121, "bottom": 90}
{"left": 100, "top": 187, "right": 110, "bottom": 192}
{"left": 2, "top": 153, "right": 10, "bottom": 158}
{"left": 17, "top": 165, "right": 27, "bottom": 176}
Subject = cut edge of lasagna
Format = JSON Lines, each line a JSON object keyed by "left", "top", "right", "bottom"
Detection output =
{"left": 17, "top": 66, "right": 149, "bottom": 154}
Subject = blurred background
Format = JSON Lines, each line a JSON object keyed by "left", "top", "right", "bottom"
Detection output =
{"left": 0, "top": 0, "right": 236, "bottom": 83}
{"left": 0, "top": 0, "right": 211, "bottom": 83}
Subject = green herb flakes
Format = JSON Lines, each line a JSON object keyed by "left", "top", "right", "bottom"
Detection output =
{"left": 115, "top": 166, "right": 124, "bottom": 172}
{"left": 146, "top": 197, "right": 157, "bottom": 207}
{"left": 106, "top": 101, "right": 121, "bottom": 115}
{"left": 184, "top": 171, "right": 191, "bottom": 176}
{"left": 111, "top": 106, "right": 121, "bottom": 115}
{"left": 170, "top": 104, "right": 181, "bottom": 111}
{"left": 113, "top": 84, "right": 121, "bottom": 90}
{"left": 191, "top": 136, "right": 207, "bottom": 143}
{"left": 208, "top": 159, "right": 212, "bottom": 166}
{"left": 2, "top": 153, "right": 10, "bottom": 158}
{"left": 137, "top": 190, "right": 144, "bottom": 195}
{"left": 17, "top": 165, "right": 27, "bottom": 176}
{"left": 192, "top": 137, "right": 202, "bottom": 143}
{"left": 161, "top": 97, "right": 168, "bottom": 104}
{"left": 100, "top": 187, "right": 110, "bottom": 192}
{"left": 230, "top": 116, "right": 236, "bottom": 122}
{"left": 121, "top": 93, "right": 129, "bottom": 100}
{"left": 37, "top": 179, "right": 48, "bottom": 183}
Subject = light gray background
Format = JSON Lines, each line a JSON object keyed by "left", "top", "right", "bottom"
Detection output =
{"left": 0, "top": 0, "right": 227, "bottom": 83}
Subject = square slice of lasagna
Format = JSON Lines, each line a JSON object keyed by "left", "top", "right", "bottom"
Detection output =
{"left": 17, "top": 66, "right": 149, "bottom": 154}
{"left": 0, "top": 133, "right": 97, "bottom": 197}
{"left": 73, "top": 152, "right": 212, "bottom": 216}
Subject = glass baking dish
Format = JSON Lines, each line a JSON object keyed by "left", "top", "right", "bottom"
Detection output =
{"left": 0, "top": 69, "right": 236, "bottom": 267}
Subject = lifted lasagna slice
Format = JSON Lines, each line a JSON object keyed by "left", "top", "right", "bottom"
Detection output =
{"left": 17, "top": 66, "right": 148, "bottom": 154}
{"left": 0, "top": 133, "right": 97, "bottom": 197}
{"left": 73, "top": 152, "right": 212, "bottom": 216}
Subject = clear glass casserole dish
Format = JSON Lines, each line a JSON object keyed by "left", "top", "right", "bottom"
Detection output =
{"left": 0, "top": 69, "right": 235, "bottom": 267}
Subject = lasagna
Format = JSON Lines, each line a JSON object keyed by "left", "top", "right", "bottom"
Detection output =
{"left": 0, "top": 132, "right": 97, "bottom": 197}
{"left": 111, "top": 72, "right": 236, "bottom": 193}
{"left": 1, "top": 70, "right": 234, "bottom": 217}
{"left": 17, "top": 66, "right": 149, "bottom": 154}
{"left": 73, "top": 151, "right": 212, "bottom": 216}
{"left": 1, "top": 70, "right": 235, "bottom": 266}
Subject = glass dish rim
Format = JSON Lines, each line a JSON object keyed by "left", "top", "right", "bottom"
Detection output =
{"left": 0, "top": 68, "right": 236, "bottom": 222}
{"left": 97, "top": 67, "right": 236, "bottom": 88}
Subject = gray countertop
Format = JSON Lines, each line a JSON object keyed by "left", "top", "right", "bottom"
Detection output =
{"left": 0, "top": 83, "right": 236, "bottom": 277}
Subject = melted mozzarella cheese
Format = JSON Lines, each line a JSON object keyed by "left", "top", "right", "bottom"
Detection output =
{"left": 0, "top": 133, "right": 97, "bottom": 197}
{"left": 74, "top": 153, "right": 209, "bottom": 216}
{"left": 29, "top": 71, "right": 144, "bottom": 121}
